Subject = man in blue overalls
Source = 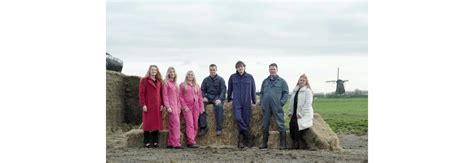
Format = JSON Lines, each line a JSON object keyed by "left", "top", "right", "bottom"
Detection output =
{"left": 227, "top": 60, "right": 256, "bottom": 148}
{"left": 259, "top": 63, "right": 289, "bottom": 150}
{"left": 199, "top": 64, "right": 227, "bottom": 136}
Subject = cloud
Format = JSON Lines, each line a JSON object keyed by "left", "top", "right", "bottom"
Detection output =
{"left": 107, "top": 0, "right": 367, "bottom": 57}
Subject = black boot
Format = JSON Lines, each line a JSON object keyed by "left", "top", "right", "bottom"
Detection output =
{"left": 243, "top": 130, "right": 252, "bottom": 147}
{"left": 143, "top": 132, "right": 151, "bottom": 148}
{"left": 152, "top": 131, "right": 159, "bottom": 148}
{"left": 259, "top": 132, "right": 269, "bottom": 150}
{"left": 279, "top": 131, "right": 287, "bottom": 150}
{"left": 238, "top": 133, "right": 245, "bottom": 149}
{"left": 297, "top": 129, "right": 307, "bottom": 149}
{"left": 291, "top": 138, "right": 300, "bottom": 149}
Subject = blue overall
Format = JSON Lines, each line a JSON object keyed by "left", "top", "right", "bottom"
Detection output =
{"left": 260, "top": 75, "right": 289, "bottom": 133}
{"left": 227, "top": 72, "right": 256, "bottom": 134}
{"left": 200, "top": 74, "right": 226, "bottom": 131}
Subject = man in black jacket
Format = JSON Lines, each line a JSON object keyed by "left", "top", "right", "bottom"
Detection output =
{"left": 199, "top": 64, "right": 227, "bottom": 136}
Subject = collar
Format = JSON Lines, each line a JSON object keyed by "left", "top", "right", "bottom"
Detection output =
{"left": 268, "top": 75, "right": 279, "bottom": 81}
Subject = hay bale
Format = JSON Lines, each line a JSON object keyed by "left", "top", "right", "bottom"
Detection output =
{"left": 106, "top": 70, "right": 126, "bottom": 131}
{"left": 123, "top": 75, "right": 141, "bottom": 125}
{"left": 302, "top": 113, "right": 343, "bottom": 151}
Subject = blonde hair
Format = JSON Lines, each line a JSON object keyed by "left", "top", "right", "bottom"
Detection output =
{"left": 181, "top": 70, "right": 200, "bottom": 96}
{"left": 164, "top": 66, "right": 178, "bottom": 89}
{"left": 297, "top": 74, "right": 311, "bottom": 89}
{"left": 144, "top": 65, "right": 162, "bottom": 81}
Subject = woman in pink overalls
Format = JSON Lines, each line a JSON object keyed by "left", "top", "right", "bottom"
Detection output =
{"left": 162, "top": 67, "right": 182, "bottom": 149}
{"left": 179, "top": 70, "right": 204, "bottom": 148}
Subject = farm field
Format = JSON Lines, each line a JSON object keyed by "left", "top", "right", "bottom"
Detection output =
{"left": 284, "top": 97, "right": 368, "bottom": 135}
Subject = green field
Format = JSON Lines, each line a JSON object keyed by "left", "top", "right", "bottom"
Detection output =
{"left": 283, "top": 97, "right": 368, "bottom": 135}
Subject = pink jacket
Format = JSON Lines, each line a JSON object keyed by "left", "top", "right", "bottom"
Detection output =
{"left": 179, "top": 82, "right": 204, "bottom": 113}
{"left": 162, "top": 80, "right": 181, "bottom": 113}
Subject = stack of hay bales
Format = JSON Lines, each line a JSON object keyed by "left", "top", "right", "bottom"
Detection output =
{"left": 123, "top": 75, "right": 141, "bottom": 125}
{"left": 123, "top": 102, "right": 342, "bottom": 151}
{"left": 106, "top": 70, "right": 142, "bottom": 132}
{"left": 106, "top": 71, "right": 126, "bottom": 131}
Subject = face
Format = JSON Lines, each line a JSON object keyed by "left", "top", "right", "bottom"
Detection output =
{"left": 150, "top": 67, "right": 158, "bottom": 76}
{"left": 209, "top": 66, "right": 217, "bottom": 77}
{"left": 298, "top": 77, "right": 306, "bottom": 87}
{"left": 169, "top": 69, "right": 175, "bottom": 79}
{"left": 186, "top": 73, "right": 194, "bottom": 81}
{"left": 236, "top": 65, "right": 245, "bottom": 74}
{"left": 269, "top": 66, "right": 278, "bottom": 76}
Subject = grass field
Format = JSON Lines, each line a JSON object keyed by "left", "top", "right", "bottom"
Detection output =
{"left": 283, "top": 97, "right": 368, "bottom": 135}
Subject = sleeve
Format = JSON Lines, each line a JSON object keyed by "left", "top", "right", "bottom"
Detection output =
{"left": 227, "top": 76, "right": 233, "bottom": 102}
{"left": 280, "top": 80, "right": 290, "bottom": 106}
{"left": 300, "top": 89, "right": 314, "bottom": 117}
{"left": 139, "top": 78, "right": 147, "bottom": 108}
{"left": 179, "top": 83, "right": 187, "bottom": 109}
{"left": 219, "top": 77, "right": 227, "bottom": 101}
{"left": 201, "top": 78, "right": 207, "bottom": 98}
{"left": 251, "top": 76, "right": 256, "bottom": 105}
{"left": 162, "top": 82, "right": 170, "bottom": 108}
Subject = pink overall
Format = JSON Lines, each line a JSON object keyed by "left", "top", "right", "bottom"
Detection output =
{"left": 162, "top": 80, "right": 182, "bottom": 147}
{"left": 179, "top": 82, "right": 204, "bottom": 145}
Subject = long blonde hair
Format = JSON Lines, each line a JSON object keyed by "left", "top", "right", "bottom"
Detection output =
{"left": 144, "top": 65, "right": 163, "bottom": 81}
{"left": 164, "top": 66, "right": 178, "bottom": 89}
{"left": 181, "top": 70, "right": 200, "bottom": 96}
{"left": 297, "top": 74, "right": 311, "bottom": 89}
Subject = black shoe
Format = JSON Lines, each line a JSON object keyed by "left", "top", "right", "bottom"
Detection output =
{"left": 187, "top": 144, "right": 200, "bottom": 148}
{"left": 166, "top": 145, "right": 173, "bottom": 149}
{"left": 216, "top": 130, "right": 222, "bottom": 136}
{"left": 153, "top": 143, "right": 159, "bottom": 148}
{"left": 173, "top": 146, "right": 183, "bottom": 149}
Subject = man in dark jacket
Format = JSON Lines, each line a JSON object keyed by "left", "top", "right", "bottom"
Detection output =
{"left": 228, "top": 61, "right": 256, "bottom": 148}
{"left": 199, "top": 64, "right": 227, "bottom": 136}
{"left": 259, "top": 63, "right": 289, "bottom": 150}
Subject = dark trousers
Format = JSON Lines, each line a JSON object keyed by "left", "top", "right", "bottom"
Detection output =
{"left": 233, "top": 103, "right": 252, "bottom": 135}
{"left": 199, "top": 101, "right": 224, "bottom": 131}
{"left": 289, "top": 115, "right": 307, "bottom": 144}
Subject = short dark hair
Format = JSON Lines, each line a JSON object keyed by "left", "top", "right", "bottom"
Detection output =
{"left": 209, "top": 64, "right": 217, "bottom": 68}
{"left": 269, "top": 63, "right": 278, "bottom": 69}
{"left": 235, "top": 60, "right": 246, "bottom": 68}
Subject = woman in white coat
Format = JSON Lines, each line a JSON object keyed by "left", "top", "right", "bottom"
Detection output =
{"left": 287, "top": 74, "right": 314, "bottom": 149}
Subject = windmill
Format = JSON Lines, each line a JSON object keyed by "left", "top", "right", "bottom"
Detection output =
{"left": 326, "top": 67, "right": 349, "bottom": 95}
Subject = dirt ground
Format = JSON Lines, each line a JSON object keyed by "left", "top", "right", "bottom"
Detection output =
{"left": 106, "top": 130, "right": 368, "bottom": 163}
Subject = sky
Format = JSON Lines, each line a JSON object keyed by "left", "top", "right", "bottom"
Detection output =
{"left": 106, "top": 0, "right": 367, "bottom": 93}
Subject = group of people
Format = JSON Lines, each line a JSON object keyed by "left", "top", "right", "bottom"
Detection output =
{"left": 138, "top": 61, "right": 314, "bottom": 150}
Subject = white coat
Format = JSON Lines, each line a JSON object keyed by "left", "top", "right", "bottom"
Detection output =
{"left": 287, "top": 86, "right": 314, "bottom": 130}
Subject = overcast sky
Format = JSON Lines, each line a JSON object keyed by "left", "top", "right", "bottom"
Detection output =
{"left": 106, "top": 0, "right": 367, "bottom": 93}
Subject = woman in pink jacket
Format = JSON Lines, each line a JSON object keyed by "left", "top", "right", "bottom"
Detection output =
{"left": 179, "top": 70, "right": 204, "bottom": 148}
{"left": 162, "top": 67, "right": 182, "bottom": 149}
